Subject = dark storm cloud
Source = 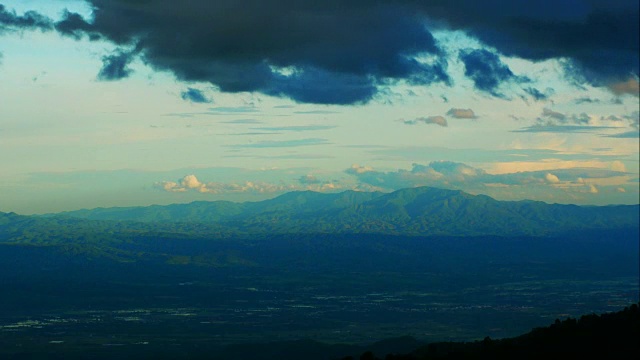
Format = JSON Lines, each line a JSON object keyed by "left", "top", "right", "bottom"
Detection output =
{"left": 97, "top": 51, "right": 135, "bottom": 81}
{"left": 459, "top": 49, "right": 523, "bottom": 97}
{"left": 53, "top": 0, "right": 451, "bottom": 105}
{"left": 4, "top": 1, "right": 637, "bottom": 102}
{"left": 180, "top": 88, "right": 212, "bottom": 103}
{"left": 55, "top": 10, "right": 100, "bottom": 40}
{"left": 407, "top": 0, "right": 639, "bottom": 86}
{"left": 0, "top": 4, "right": 52, "bottom": 32}
{"left": 267, "top": 67, "right": 379, "bottom": 105}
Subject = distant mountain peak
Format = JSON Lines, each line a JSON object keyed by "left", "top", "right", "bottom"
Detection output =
{"left": 38, "top": 186, "right": 639, "bottom": 237}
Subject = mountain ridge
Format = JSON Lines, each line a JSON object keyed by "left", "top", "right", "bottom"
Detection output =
{"left": 28, "top": 186, "right": 638, "bottom": 237}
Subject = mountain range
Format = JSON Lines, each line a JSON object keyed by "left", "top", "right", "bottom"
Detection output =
{"left": 45, "top": 186, "right": 638, "bottom": 237}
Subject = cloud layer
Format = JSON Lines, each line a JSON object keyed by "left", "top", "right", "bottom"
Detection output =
{"left": 345, "top": 161, "right": 629, "bottom": 195}
{"left": 402, "top": 116, "right": 448, "bottom": 127}
{"left": 159, "top": 174, "right": 344, "bottom": 195}
{"left": 156, "top": 161, "right": 634, "bottom": 205}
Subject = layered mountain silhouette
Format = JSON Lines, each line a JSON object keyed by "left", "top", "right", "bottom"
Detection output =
{"left": 44, "top": 186, "right": 638, "bottom": 237}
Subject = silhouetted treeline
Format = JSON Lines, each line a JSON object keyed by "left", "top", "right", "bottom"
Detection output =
{"left": 347, "top": 303, "right": 640, "bottom": 360}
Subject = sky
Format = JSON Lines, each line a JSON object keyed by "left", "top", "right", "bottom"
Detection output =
{"left": 0, "top": 0, "right": 638, "bottom": 214}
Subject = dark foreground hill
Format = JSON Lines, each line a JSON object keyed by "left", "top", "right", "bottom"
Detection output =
{"left": 50, "top": 186, "right": 639, "bottom": 237}
{"left": 352, "top": 303, "right": 640, "bottom": 360}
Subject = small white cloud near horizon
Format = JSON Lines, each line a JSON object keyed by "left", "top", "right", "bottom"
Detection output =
{"left": 545, "top": 173, "right": 560, "bottom": 184}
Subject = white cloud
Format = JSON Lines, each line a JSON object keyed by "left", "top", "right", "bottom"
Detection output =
{"left": 158, "top": 174, "right": 355, "bottom": 196}
{"left": 545, "top": 173, "right": 560, "bottom": 183}
{"left": 158, "top": 175, "right": 299, "bottom": 194}
{"left": 181, "top": 174, "right": 205, "bottom": 190}
{"left": 161, "top": 181, "right": 186, "bottom": 192}
{"left": 610, "top": 161, "right": 626, "bottom": 172}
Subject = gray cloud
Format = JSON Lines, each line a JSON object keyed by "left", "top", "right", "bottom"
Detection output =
{"left": 208, "top": 106, "right": 259, "bottom": 114}
{"left": 446, "top": 108, "right": 478, "bottom": 119}
{"left": 293, "top": 110, "right": 341, "bottom": 115}
{"left": 602, "top": 130, "right": 640, "bottom": 138}
{"left": 180, "top": 88, "right": 212, "bottom": 103}
{"left": 298, "top": 174, "right": 321, "bottom": 185}
{"left": 513, "top": 125, "right": 616, "bottom": 133}
{"left": 606, "top": 77, "right": 639, "bottom": 97}
{"left": 623, "top": 111, "right": 640, "bottom": 129}
{"left": 228, "top": 132, "right": 284, "bottom": 136}
{"left": 402, "top": 116, "right": 448, "bottom": 127}
{"left": 516, "top": 109, "right": 638, "bottom": 133}
{"left": 458, "top": 49, "right": 526, "bottom": 97}
{"left": 574, "top": 97, "right": 600, "bottom": 104}
{"left": 221, "top": 119, "right": 263, "bottom": 124}
{"left": 0, "top": 4, "right": 52, "bottom": 32}
{"left": 97, "top": 51, "right": 135, "bottom": 81}
{"left": 230, "top": 138, "right": 330, "bottom": 148}
{"left": 541, "top": 108, "right": 568, "bottom": 122}
{"left": 224, "top": 153, "right": 335, "bottom": 160}
{"left": 254, "top": 125, "right": 336, "bottom": 132}
{"left": 524, "top": 87, "right": 548, "bottom": 101}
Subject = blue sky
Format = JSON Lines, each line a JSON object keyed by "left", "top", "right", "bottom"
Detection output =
{"left": 0, "top": 0, "right": 638, "bottom": 214}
